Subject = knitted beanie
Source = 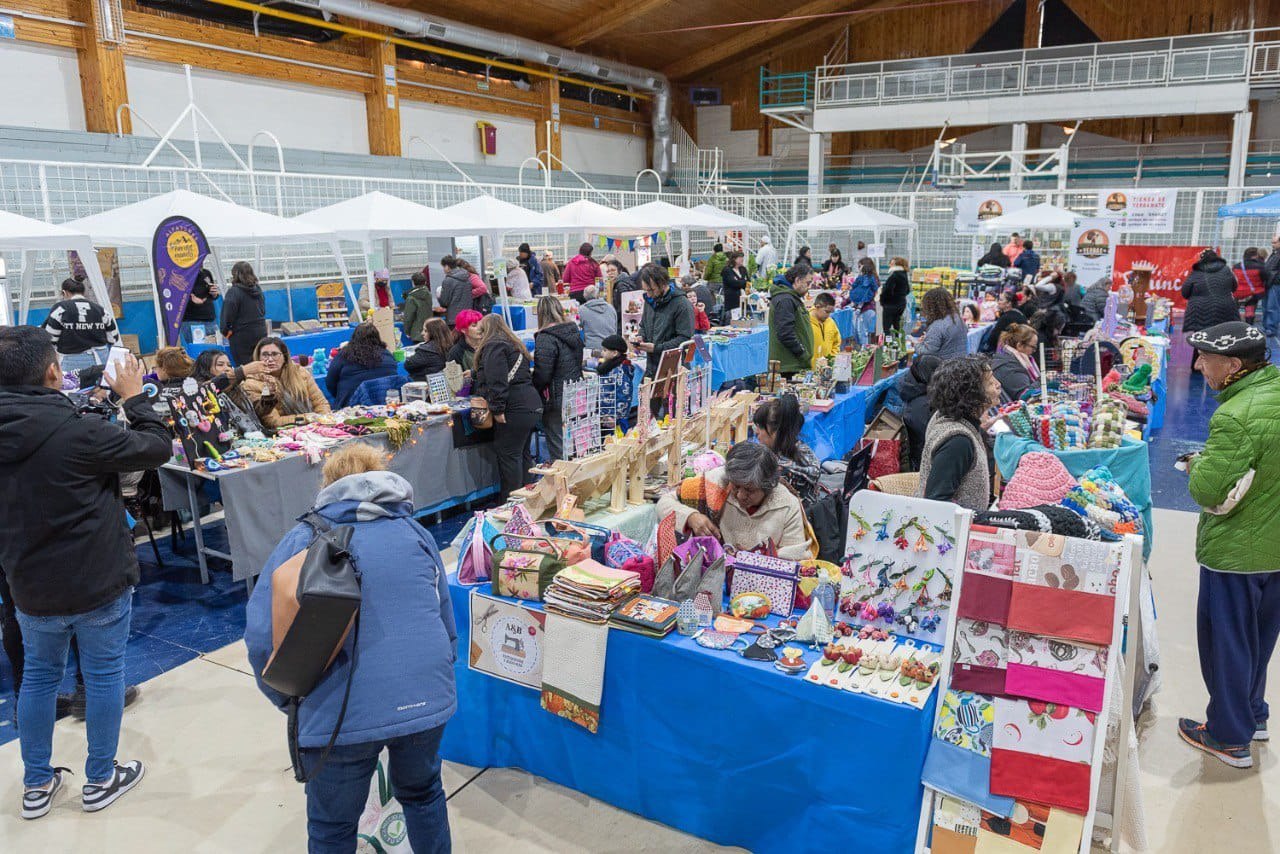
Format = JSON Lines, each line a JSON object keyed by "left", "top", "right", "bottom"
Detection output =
{"left": 1061, "top": 465, "right": 1143, "bottom": 536}
{"left": 999, "top": 452, "right": 1079, "bottom": 510}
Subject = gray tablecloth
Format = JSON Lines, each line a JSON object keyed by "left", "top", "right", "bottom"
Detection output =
{"left": 160, "top": 421, "right": 498, "bottom": 580}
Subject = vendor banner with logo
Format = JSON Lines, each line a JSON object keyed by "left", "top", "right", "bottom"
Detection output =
{"left": 1096, "top": 189, "right": 1176, "bottom": 233}
{"left": 1068, "top": 218, "right": 1119, "bottom": 285}
{"left": 954, "top": 192, "right": 1028, "bottom": 234}
{"left": 1110, "top": 245, "right": 1209, "bottom": 308}
{"left": 151, "top": 215, "right": 210, "bottom": 346}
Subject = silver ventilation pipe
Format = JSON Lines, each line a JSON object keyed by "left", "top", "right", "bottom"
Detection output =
{"left": 298, "top": 0, "right": 674, "bottom": 182}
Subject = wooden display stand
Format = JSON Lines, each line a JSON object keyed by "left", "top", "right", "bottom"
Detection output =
{"left": 1127, "top": 265, "right": 1151, "bottom": 323}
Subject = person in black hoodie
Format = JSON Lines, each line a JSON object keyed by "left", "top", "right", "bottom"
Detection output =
{"left": 881, "top": 257, "right": 913, "bottom": 332}
{"left": 898, "top": 354, "right": 941, "bottom": 470}
{"left": 1182, "top": 249, "right": 1241, "bottom": 335}
{"left": 721, "top": 251, "right": 749, "bottom": 317}
{"left": 532, "top": 296, "right": 584, "bottom": 461}
{"left": 219, "top": 261, "right": 268, "bottom": 367}
{"left": 180, "top": 267, "right": 219, "bottom": 343}
{"left": 0, "top": 326, "right": 170, "bottom": 816}
{"left": 472, "top": 315, "right": 541, "bottom": 500}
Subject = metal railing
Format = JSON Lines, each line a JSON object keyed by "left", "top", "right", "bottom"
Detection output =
{"left": 759, "top": 69, "right": 814, "bottom": 111}
{"left": 811, "top": 28, "right": 1278, "bottom": 110}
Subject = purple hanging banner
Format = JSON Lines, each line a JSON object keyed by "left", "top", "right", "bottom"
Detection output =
{"left": 151, "top": 215, "right": 210, "bottom": 346}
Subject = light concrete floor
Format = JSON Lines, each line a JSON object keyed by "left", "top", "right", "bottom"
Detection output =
{"left": 1, "top": 508, "right": 1276, "bottom": 852}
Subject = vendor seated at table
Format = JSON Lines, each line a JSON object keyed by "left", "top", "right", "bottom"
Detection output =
{"left": 752, "top": 394, "right": 822, "bottom": 507}
{"left": 193, "top": 349, "right": 267, "bottom": 435}
{"left": 241, "top": 336, "right": 331, "bottom": 429}
{"left": 146, "top": 347, "right": 195, "bottom": 397}
{"left": 325, "top": 322, "right": 399, "bottom": 407}
{"left": 657, "top": 442, "right": 812, "bottom": 561}
{"left": 405, "top": 318, "right": 455, "bottom": 381}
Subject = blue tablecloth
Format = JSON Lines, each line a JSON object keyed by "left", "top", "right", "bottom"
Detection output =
{"left": 708, "top": 327, "right": 769, "bottom": 389}
{"left": 801, "top": 367, "right": 909, "bottom": 462}
{"left": 441, "top": 578, "right": 933, "bottom": 854}
{"left": 184, "top": 326, "right": 361, "bottom": 361}
{"left": 994, "top": 434, "right": 1154, "bottom": 560}
{"left": 832, "top": 306, "right": 856, "bottom": 340}
{"left": 967, "top": 323, "right": 991, "bottom": 353}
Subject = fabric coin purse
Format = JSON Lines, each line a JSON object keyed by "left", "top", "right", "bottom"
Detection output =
{"left": 694, "top": 629, "right": 740, "bottom": 650}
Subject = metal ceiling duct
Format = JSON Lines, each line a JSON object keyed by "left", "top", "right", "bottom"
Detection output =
{"left": 294, "top": 0, "right": 674, "bottom": 181}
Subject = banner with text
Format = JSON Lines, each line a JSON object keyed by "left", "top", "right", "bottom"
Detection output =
{"left": 954, "top": 192, "right": 1029, "bottom": 235}
{"left": 1096, "top": 189, "right": 1177, "bottom": 233}
{"left": 1068, "top": 219, "right": 1119, "bottom": 286}
{"left": 151, "top": 215, "right": 210, "bottom": 346}
{"left": 1110, "top": 245, "right": 1209, "bottom": 308}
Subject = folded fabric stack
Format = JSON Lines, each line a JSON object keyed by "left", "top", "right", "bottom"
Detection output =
{"left": 544, "top": 560, "right": 642, "bottom": 623}
{"left": 1061, "top": 465, "right": 1143, "bottom": 537}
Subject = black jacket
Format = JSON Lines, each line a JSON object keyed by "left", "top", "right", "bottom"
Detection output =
{"left": 1181, "top": 258, "right": 1240, "bottom": 333}
{"left": 447, "top": 340, "right": 474, "bottom": 372}
{"left": 43, "top": 297, "right": 120, "bottom": 355}
{"left": 405, "top": 342, "right": 447, "bottom": 380}
{"left": 183, "top": 269, "right": 217, "bottom": 323}
{"left": 881, "top": 269, "right": 911, "bottom": 312}
{"left": 1080, "top": 279, "right": 1111, "bottom": 322}
{"left": 897, "top": 358, "right": 937, "bottom": 470}
{"left": 981, "top": 308, "right": 1027, "bottom": 354}
{"left": 437, "top": 267, "right": 473, "bottom": 325}
{"left": 977, "top": 249, "right": 1009, "bottom": 268}
{"left": 474, "top": 338, "right": 540, "bottom": 416}
{"left": 610, "top": 271, "right": 641, "bottom": 331}
{"left": 991, "top": 350, "right": 1033, "bottom": 402}
{"left": 722, "top": 266, "right": 748, "bottom": 294}
{"left": 640, "top": 286, "right": 695, "bottom": 378}
{"left": 0, "top": 386, "right": 171, "bottom": 616}
{"left": 219, "top": 280, "right": 266, "bottom": 337}
{"left": 1264, "top": 251, "right": 1280, "bottom": 290}
{"left": 532, "top": 322, "right": 584, "bottom": 408}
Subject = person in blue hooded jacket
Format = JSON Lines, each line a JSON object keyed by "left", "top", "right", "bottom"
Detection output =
{"left": 245, "top": 443, "right": 456, "bottom": 854}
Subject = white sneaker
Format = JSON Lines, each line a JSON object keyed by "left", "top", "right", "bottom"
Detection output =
{"left": 1255, "top": 724, "right": 1270, "bottom": 742}
{"left": 82, "top": 760, "right": 145, "bottom": 812}
{"left": 22, "top": 767, "right": 70, "bottom": 820}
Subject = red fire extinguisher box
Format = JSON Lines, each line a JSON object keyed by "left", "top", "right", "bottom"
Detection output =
{"left": 476, "top": 121, "right": 497, "bottom": 156}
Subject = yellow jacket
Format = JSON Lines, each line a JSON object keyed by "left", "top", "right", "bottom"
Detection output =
{"left": 810, "top": 315, "right": 841, "bottom": 367}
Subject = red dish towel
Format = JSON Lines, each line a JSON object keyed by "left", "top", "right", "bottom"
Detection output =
{"left": 1006, "top": 582, "right": 1114, "bottom": 646}
{"left": 957, "top": 572, "right": 1012, "bottom": 625}
{"left": 990, "top": 749, "right": 1091, "bottom": 813}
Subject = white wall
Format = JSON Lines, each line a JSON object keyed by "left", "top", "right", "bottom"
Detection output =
{"left": 124, "top": 59, "right": 369, "bottom": 155}
{"left": 0, "top": 42, "right": 85, "bottom": 132}
{"left": 400, "top": 101, "right": 537, "bottom": 168}
{"left": 562, "top": 126, "right": 646, "bottom": 176}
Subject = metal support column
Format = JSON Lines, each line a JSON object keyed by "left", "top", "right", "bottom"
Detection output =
{"left": 1009, "top": 123, "right": 1028, "bottom": 190}
{"left": 1225, "top": 110, "right": 1253, "bottom": 239}
{"left": 806, "top": 131, "right": 825, "bottom": 218}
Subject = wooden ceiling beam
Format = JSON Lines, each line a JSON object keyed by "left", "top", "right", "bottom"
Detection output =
{"left": 663, "top": 0, "right": 884, "bottom": 81}
{"left": 558, "top": 0, "right": 673, "bottom": 48}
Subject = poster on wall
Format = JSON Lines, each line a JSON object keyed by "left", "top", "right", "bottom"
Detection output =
{"left": 151, "top": 215, "right": 210, "bottom": 346}
{"left": 1068, "top": 219, "right": 1119, "bottom": 286}
{"left": 68, "top": 248, "right": 123, "bottom": 318}
{"left": 1096, "top": 189, "right": 1176, "bottom": 232}
{"left": 954, "top": 193, "right": 1029, "bottom": 234}
{"left": 468, "top": 591, "right": 547, "bottom": 690}
{"left": 1110, "top": 245, "right": 1209, "bottom": 307}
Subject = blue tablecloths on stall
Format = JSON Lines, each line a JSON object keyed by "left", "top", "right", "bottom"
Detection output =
{"left": 708, "top": 327, "right": 769, "bottom": 389}
{"left": 184, "top": 325, "right": 364, "bottom": 361}
{"left": 994, "top": 434, "right": 1154, "bottom": 560}
{"left": 800, "top": 367, "right": 909, "bottom": 462}
{"left": 441, "top": 577, "right": 934, "bottom": 854}
{"left": 966, "top": 323, "right": 992, "bottom": 353}
{"left": 832, "top": 306, "right": 856, "bottom": 340}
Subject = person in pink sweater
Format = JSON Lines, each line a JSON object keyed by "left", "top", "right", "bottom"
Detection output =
{"left": 561, "top": 242, "right": 602, "bottom": 301}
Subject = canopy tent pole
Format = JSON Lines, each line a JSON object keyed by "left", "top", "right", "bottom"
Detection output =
{"left": 18, "top": 250, "right": 35, "bottom": 324}
{"left": 0, "top": 273, "right": 11, "bottom": 326}
{"left": 331, "top": 240, "right": 359, "bottom": 320}
{"left": 205, "top": 249, "right": 231, "bottom": 336}
{"left": 491, "top": 232, "right": 512, "bottom": 327}
{"left": 147, "top": 257, "right": 168, "bottom": 347}
{"left": 77, "top": 243, "right": 112, "bottom": 313}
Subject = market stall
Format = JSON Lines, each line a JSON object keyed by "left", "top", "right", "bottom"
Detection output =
{"left": 617, "top": 200, "right": 736, "bottom": 275}
{"left": 784, "top": 200, "right": 916, "bottom": 265}
{"left": 978, "top": 202, "right": 1083, "bottom": 273}
{"left": 0, "top": 209, "right": 112, "bottom": 327}
{"left": 62, "top": 190, "right": 353, "bottom": 346}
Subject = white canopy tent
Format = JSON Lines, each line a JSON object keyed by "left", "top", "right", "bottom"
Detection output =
{"left": 440, "top": 194, "right": 578, "bottom": 323}
{"left": 785, "top": 200, "right": 917, "bottom": 261}
{"left": 0, "top": 210, "right": 112, "bottom": 327}
{"left": 547, "top": 199, "right": 658, "bottom": 236}
{"left": 978, "top": 202, "right": 1081, "bottom": 233}
{"left": 63, "top": 190, "right": 351, "bottom": 345}
{"left": 618, "top": 200, "right": 731, "bottom": 275}
{"left": 690, "top": 203, "right": 771, "bottom": 240}
{"left": 295, "top": 191, "right": 482, "bottom": 298}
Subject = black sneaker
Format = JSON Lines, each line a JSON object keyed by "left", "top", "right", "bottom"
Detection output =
{"left": 55, "top": 692, "right": 79, "bottom": 720}
{"left": 71, "top": 685, "right": 141, "bottom": 721}
{"left": 81, "top": 760, "right": 145, "bottom": 812}
{"left": 22, "top": 767, "right": 71, "bottom": 820}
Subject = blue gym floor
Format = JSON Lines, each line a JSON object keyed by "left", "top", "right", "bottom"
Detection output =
{"left": 0, "top": 359, "right": 1214, "bottom": 745}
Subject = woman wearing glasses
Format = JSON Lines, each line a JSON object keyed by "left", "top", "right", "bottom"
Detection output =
{"left": 240, "top": 337, "right": 331, "bottom": 429}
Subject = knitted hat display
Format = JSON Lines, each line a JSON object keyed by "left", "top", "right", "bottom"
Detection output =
{"left": 1061, "top": 465, "right": 1144, "bottom": 536}
{"left": 999, "top": 452, "right": 1079, "bottom": 510}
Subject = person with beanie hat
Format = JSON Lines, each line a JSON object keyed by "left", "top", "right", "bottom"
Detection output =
{"left": 595, "top": 334, "right": 634, "bottom": 430}
{"left": 1178, "top": 321, "right": 1280, "bottom": 768}
{"left": 517, "top": 242, "right": 544, "bottom": 295}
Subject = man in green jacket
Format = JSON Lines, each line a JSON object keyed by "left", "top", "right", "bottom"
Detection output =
{"left": 401, "top": 271, "right": 433, "bottom": 342}
{"left": 1178, "top": 321, "right": 1280, "bottom": 769}
{"left": 703, "top": 243, "right": 728, "bottom": 285}
{"left": 767, "top": 264, "right": 815, "bottom": 377}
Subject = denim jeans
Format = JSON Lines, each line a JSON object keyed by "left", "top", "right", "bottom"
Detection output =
{"left": 58, "top": 346, "right": 110, "bottom": 374}
{"left": 1264, "top": 287, "right": 1280, "bottom": 364}
{"left": 16, "top": 588, "right": 133, "bottom": 788}
{"left": 301, "top": 725, "right": 450, "bottom": 854}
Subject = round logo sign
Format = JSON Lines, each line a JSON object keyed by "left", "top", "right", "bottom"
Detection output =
{"left": 166, "top": 230, "right": 200, "bottom": 268}
{"left": 487, "top": 615, "right": 541, "bottom": 678}
{"left": 1105, "top": 192, "right": 1127, "bottom": 212}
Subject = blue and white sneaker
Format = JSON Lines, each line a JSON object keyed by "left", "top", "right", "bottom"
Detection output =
{"left": 22, "top": 767, "right": 71, "bottom": 819}
{"left": 82, "top": 760, "right": 145, "bottom": 812}
{"left": 1255, "top": 721, "right": 1269, "bottom": 742}
{"left": 1178, "top": 718, "right": 1253, "bottom": 768}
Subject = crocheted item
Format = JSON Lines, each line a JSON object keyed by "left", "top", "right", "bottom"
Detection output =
{"left": 1089, "top": 397, "right": 1127, "bottom": 450}
{"left": 1120, "top": 363, "right": 1152, "bottom": 394}
{"left": 1061, "top": 465, "right": 1143, "bottom": 536}
{"left": 976, "top": 505, "right": 1102, "bottom": 541}
{"left": 999, "top": 452, "right": 1079, "bottom": 510}
{"left": 677, "top": 475, "right": 728, "bottom": 517}
{"left": 1106, "top": 391, "right": 1148, "bottom": 418}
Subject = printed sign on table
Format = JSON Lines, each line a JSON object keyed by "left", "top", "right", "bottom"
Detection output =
{"left": 1096, "top": 189, "right": 1176, "bottom": 232}
{"left": 468, "top": 591, "right": 546, "bottom": 690}
{"left": 1068, "top": 218, "right": 1119, "bottom": 286}
{"left": 954, "top": 192, "right": 1028, "bottom": 234}
{"left": 1109, "top": 245, "right": 1210, "bottom": 308}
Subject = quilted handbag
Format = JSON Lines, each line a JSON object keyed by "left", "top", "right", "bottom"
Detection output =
{"left": 543, "top": 519, "right": 612, "bottom": 565}
{"left": 727, "top": 551, "right": 799, "bottom": 618}
{"left": 604, "top": 531, "right": 645, "bottom": 569}
{"left": 490, "top": 548, "right": 563, "bottom": 601}
{"left": 457, "top": 511, "right": 499, "bottom": 584}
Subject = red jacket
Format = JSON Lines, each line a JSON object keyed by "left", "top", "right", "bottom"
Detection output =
{"left": 562, "top": 253, "right": 601, "bottom": 295}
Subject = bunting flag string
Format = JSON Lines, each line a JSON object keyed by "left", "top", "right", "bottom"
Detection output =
{"left": 595, "top": 231, "right": 664, "bottom": 252}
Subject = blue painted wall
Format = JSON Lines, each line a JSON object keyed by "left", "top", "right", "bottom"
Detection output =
{"left": 22, "top": 278, "right": 413, "bottom": 353}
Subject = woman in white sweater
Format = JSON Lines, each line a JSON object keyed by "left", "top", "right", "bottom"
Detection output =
{"left": 656, "top": 442, "right": 811, "bottom": 561}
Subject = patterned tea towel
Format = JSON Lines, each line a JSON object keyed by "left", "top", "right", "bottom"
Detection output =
{"left": 540, "top": 613, "right": 609, "bottom": 734}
